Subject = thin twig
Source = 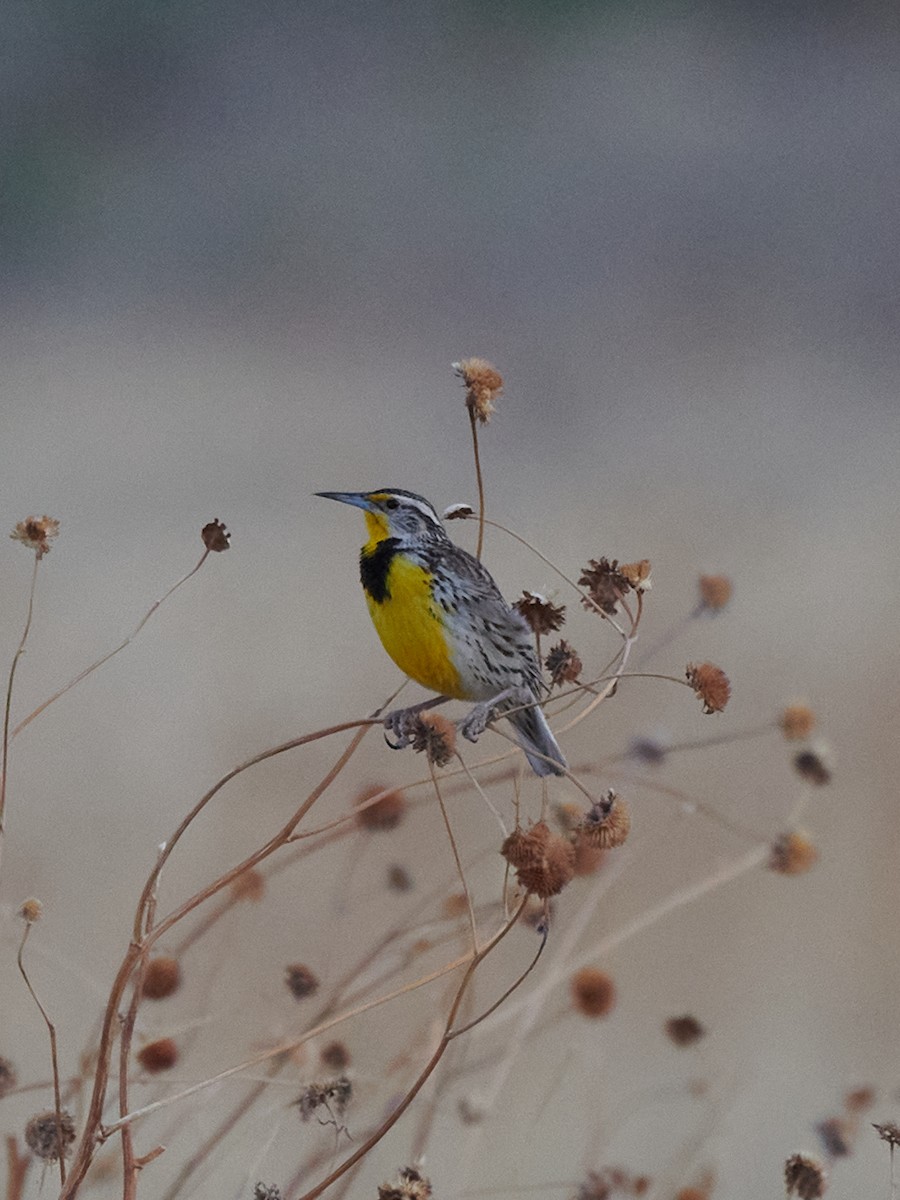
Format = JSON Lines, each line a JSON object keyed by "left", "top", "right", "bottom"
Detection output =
{"left": 469, "top": 409, "right": 486, "bottom": 560}
{"left": 430, "top": 758, "right": 479, "bottom": 951}
{"left": 5, "top": 1136, "right": 30, "bottom": 1200}
{"left": 17, "top": 918, "right": 66, "bottom": 1186}
{"left": 0, "top": 553, "right": 40, "bottom": 872}
{"left": 11, "top": 549, "right": 211, "bottom": 741}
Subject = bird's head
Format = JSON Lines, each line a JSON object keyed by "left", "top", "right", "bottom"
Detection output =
{"left": 316, "top": 489, "right": 446, "bottom": 545}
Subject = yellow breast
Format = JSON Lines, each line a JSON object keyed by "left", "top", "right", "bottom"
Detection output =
{"left": 365, "top": 554, "right": 464, "bottom": 698}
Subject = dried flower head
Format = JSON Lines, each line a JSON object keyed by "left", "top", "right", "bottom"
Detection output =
{"left": 579, "top": 790, "right": 631, "bottom": 849}
{"left": 571, "top": 966, "right": 616, "bottom": 1018}
{"left": 779, "top": 703, "right": 816, "bottom": 740}
{"left": 784, "top": 1152, "right": 826, "bottom": 1198}
{"left": 619, "top": 559, "right": 652, "bottom": 593}
{"left": 378, "top": 1165, "right": 433, "bottom": 1200}
{"left": 141, "top": 956, "right": 181, "bottom": 1000}
{"left": 769, "top": 830, "right": 819, "bottom": 875}
{"left": 320, "top": 1041, "right": 351, "bottom": 1071}
{"left": 793, "top": 745, "right": 832, "bottom": 786}
{"left": 514, "top": 591, "right": 566, "bottom": 635}
{"left": 453, "top": 357, "right": 503, "bottom": 424}
{"left": 697, "top": 574, "right": 733, "bottom": 612}
{"left": 579, "top": 558, "right": 632, "bottom": 617}
{"left": 19, "top": 897, "right": 43, "bottom": 924}
{"left": 816, "top": 1116, "right": 854, "bottom": 1159}
{"left": 410, "top": 712, "right": 457, "bottom": 767}
{"left": 844, "top": 1086, "right": 875, "bottom": 1114}
{"left": 230, "top": 867, "right": 266, "bottom": 902}
{"left": 545, "top": 640, "right": 583, "bottom": 688}
{"left": 293, "top": 1076, "right": 352, "bottom": 1124}
{"left": 501, "top": 821, "right": 575, "bottom": 898}
{"left": 443, "top": 502, "right": 475, "bottom": 521}
{"left": 24, "top": 1109, "right": 76, "bottom": 1161}
{"left": 354, "top": 784, "right": 407, "bottom": 831}
{"left": 572, "top": 833, "right": 607, "bottom": 877}
{"left": 137, "top": 1037, "right": 178, "bottom": 1074}
{"left": 11, "top": 516, "right": 60, "bottom": 558}
{"left": 387, "top": 863, "right": 413, "bottom": 892}
{"left": 442, "top": 892, "right": 469, "bottom": 919}
{"left": 285, "top": 963, "right": 320, "bottom": 1000}
{"left": 0, "top": 1056, "right": 17, "bottom": 1098}
{"left": 201, "top": 519, "right": 231, "bottom": 552}
{"left": 873, "top": 1121, "right": 900, "bottom": 1147}
{"left": 686, "top": 662, "right": 731, "bottom": 714}
{"left": 628, "top": 734, "right": 669, "bottom": 766}
{"left": 254, "top": 1186, "right": 283, "bottom": 1200}
{"left": 665, "top": 1014, "right": 706, "bottom": 1047}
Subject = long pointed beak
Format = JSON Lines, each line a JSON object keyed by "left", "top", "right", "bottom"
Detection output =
{"left": 315, "top": 491, "right": 375, "bottom": 512}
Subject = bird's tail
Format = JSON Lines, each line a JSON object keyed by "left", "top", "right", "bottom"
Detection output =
{"left": 504, "top": 700, "right": 567, "bottom": 777}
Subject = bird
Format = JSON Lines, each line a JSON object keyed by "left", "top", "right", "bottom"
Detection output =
{"left": 317, "top": 488, "right": 567, "bottom": 777}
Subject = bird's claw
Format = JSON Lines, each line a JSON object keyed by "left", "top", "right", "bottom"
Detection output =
{"left": 383, "top": 707, "right": 421, "bottom": 750}
{"left": 457, "top": 702, "right": 494, "bottom": 744}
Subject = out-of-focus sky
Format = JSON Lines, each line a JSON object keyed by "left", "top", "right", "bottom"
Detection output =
{"left": 2, "top": 3, "right": 899, "bottom": 1197}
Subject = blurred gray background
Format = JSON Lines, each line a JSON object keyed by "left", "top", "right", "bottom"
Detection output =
{"left": 1, "top": 2, "right": 899, "bottom": 1197}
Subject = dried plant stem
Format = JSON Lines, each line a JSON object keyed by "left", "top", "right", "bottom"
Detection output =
{"left": 469, "top": 408, "right": 486, "bottom": 560}
{"left": 5, "top": 1136, "right": 30, "bottom": 1200}
{"left": 430, "top": 759, "right": 479, "bottom": 951}
{"left": 0, "top": 553, "right": 40, "bottom": 874}
{"left": 10, "top": 549, "right": 211, "bottom": 742}
{"left": 17, "top": 919, "right": 66, "bottom": 1186}
{"left": 294, "top": 899, "right": 528, "bottom": 1200}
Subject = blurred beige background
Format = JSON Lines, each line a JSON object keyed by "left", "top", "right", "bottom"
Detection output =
{"left": 1, "top": 3, "right": 899, "bottom": 1197}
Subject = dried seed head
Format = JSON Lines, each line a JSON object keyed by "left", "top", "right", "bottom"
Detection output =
{"left": 816, "top": 1116, "right": 854, "bottom": 1158}
{"left": 294, "top": 1076, "right": 352, "bottom": 1122}
{"left": 779, "top": 703, "right": 816, "bottom": 740}
{"left": 784, "top": 1152, "right": 826, "bottom": 1198}
{"left": 665, "top": 1014, "right": 706, "bottom": 1047}
{"left": 137, "top": 1037, "right": 178, "bottom": 1074}
{"left": 354, "top": 784, "right": 407, "bottom": 831}
{"left": 628, "top": 734, "right": 669, "bottom": 766}
{"left": 501, "top": 821, "right": 574, "bottom": 897}
{"left": 619, "top": 559, "right": 652, "bottom": 593}
{"left": 579, "top": 558, "right": 632, "bottom": 617}
{"left": 378, "top": 1165, "right": 433, "bottom": 1200}
{"left": 410, "top": 712, "right": 457, "bottom": 767}
{"left": 514, "top": 591, "right": 566, "bottom": 635}
{"left": 453, "top": 357, "right": 503, "bottom": 424}
{"left": 11, "top": 516, "right": 60, "bottom": 558}
{"left": 572, "top": 833, "right": 607, "bottom": 877}
{"left": 387, "top": 863, "right": 413, "bottom": 892}
{"left": 873, "top": 1122, "right": 900, "bottom": 1147}
{"left": 443, "top": 502, "right": 475, "bottom": 520}
{"left": 571, "top": 966, "right": 616, "bottom": 1018}
{"left": 230, "top": 867, "right": 266, "bottom": 902}
{"left": 686, "top": 662, "right": 731, "bottom": 714}
{"left": 320, "top": 1041, "right": 351, "bottom": 1071}
{"left": 24, "top": 1109, "right": 76, "bottom": 1161}
{"left": 579, "top": 790, "right": 631, "bottom": 849}
{"left": 793, "top": 745, "right": 832, "bottom": 786}
{"left": 844, "top": 1086, "right": 875, "bottom": 1114}
{"left": 697, "top": 574, "right": 733, "bottom": 612}
{"left": 545, "top": 640, "right": 583, "bottom": 688}
{"left": 254, "top": 1186, "right": 283, "bottom": 1200}
{"left": 769, "top": 831, "right": 819, "bottom": 875}
{"left": 19, "top": 897, "right": 43, "bottom": 924}
{"left": 201, "top": 519, "right": 231, "bottom": 552}
{"left": 0, "top": 1056, "right": 17, "bottom": 1098}
{"left": 285, "top": 963, "right": 320, "bottom": 1000}
{"left": 674, "top": 1189, "right": 711, "bottom": 1200}
{"left": 442, "top": 892, "right": 469, "bottom": 919}
{"left": 141, "top": 956, "right": 182, "bottom": 1000}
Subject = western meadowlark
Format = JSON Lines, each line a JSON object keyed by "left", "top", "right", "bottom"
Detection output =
{"left": 317, "top": 488, "right": 567, "bottom": 777}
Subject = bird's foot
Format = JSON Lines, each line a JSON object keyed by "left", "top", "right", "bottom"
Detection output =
{"left": 457, "top": 687, "right": 530, "bottom": 744}
{"left": 383, "top": 696, "right": 449, "bottom": 750}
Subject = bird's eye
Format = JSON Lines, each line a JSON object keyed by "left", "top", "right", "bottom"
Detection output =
{"left": 385, "top": 497, "right": 399, "bottom": 510}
